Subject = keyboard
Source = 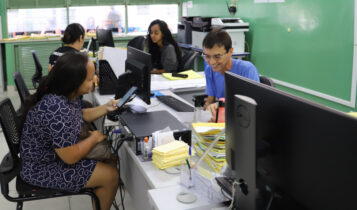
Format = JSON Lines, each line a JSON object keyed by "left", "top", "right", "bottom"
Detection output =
{"left": 156, "top": 95, "right": 194, "bottom": 112}
{"left": 215, "top": 177, "right": 234, "bottom": 197}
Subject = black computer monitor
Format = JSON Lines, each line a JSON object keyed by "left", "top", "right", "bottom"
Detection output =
{"left": 96, "top": 29, "right": 114, "bottom": 47}
{"left": 122, "top": 46, "right": 151, "bottom": 105}
{"left": 225, "top": 71, "right": 357, "bottom": 209}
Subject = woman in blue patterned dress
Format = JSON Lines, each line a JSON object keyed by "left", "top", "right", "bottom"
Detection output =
{"left": 20, "top": 52, "right": 119, "bottom": 210}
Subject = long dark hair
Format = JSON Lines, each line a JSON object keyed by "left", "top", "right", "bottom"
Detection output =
{"left": 62, "top": 23, "right": 85, "bottom": 44}
{"left": 147, "top": 19, "right": 182, "bottom": 71}
{"left": 20, "top": 52, "right": 88, "bottom": 126}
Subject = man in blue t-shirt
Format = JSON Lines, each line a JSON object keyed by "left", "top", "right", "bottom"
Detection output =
{"left": 202, "top": 28, "right": 260, "bottom": 122}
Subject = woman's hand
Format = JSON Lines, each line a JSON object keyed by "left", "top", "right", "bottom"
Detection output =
{"left": 55, "top": 130, "right": 106, "bottom": 164}
{"left": 89, "top": 130, "right": 106, "bottom": 143}
{"left": 105, "top": 99, "right": 120, "bottom": 112}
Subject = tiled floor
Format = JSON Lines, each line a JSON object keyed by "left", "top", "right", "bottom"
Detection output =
{"left": 0, "top": 87, "right": 136, "bottom": 210}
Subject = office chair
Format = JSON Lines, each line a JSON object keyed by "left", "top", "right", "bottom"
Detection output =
{"left": 31, "top": 50, "right": 43, "bottom": 89}
{"left": 127, "top": 36, "right": 145, "bottom": 51}
{"left": 179, "top": 51, "right": 200, "bottom": 72}
{"left": 259, "top": 75, "right": 275, "bottom": 87}
{"left": 0, "top": 98, "right": 101, "bottom": 210}
{"left": 13, "top": 71, "right": 30, "bottom": 105}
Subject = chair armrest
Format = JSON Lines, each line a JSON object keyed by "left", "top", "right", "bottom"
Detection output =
{"left": 0, "top": 160, "right": 21, "bottom": 196}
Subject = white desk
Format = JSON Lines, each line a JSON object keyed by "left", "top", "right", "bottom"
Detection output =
{"left": 93, "top": 74, "right": 225, "bottom": 210}
{"left": 148, "top": 185, "right": 228, "bottom": 210}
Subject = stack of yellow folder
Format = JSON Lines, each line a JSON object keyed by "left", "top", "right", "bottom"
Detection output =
{"left": 192, "top": 123, "right": 226, "bottom": 173}
{"left": 152, "top": 141, "right": 189, "bottom": 169}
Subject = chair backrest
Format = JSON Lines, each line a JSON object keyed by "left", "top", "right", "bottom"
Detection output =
{"left": 0, "top": 98, "right": 22, "bottom": 160}
{"left": 180, "top": 51, "right": 200, "bottom": 72}
{"left": 259, "top": 75, "right": 275, "bottom": 87}
{"left": 13, "top": 71, "right": 30, "bottom": 104}
{"left": 31, "top": 50, "right": 43, "bottom": 88}
{"left": 127, "top": 36, "right": 145, "bottom": 51}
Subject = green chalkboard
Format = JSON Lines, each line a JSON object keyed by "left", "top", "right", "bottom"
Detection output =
{"left": 186, "top": 0, "right": 356, "bottom": 111}
{"left": 240, "top": 0, "right": 354, "bottom": 102}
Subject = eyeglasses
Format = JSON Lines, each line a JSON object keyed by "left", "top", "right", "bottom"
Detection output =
{"left": 202, "top": 52, "right": 228, "bottom": 61}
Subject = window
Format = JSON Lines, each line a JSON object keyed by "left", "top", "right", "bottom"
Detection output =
{"left": 69, "top": 6, "right": 125, "bottom": 34}
{"left": 7, "top": 8, "right": 67, "bottom": 38}
{"left": 5, "top": 3, "right": 179, "bottom": 38}
{"left": 127, "top": 4, "right": 178, "bottom": 35}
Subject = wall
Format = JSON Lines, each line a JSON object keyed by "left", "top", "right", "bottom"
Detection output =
{"left": 184, "top": 0, "right": 357, "bottom": 112}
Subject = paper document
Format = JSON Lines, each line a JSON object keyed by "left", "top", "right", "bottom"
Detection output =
{"left": 192, "top": 123, "right": 225, "bottom": 135}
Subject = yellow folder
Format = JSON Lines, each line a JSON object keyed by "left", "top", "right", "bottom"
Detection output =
{"left": 162, "top": 70, "right": 203, "bottom": 80}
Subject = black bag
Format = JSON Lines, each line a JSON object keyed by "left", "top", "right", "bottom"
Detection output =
{"left": 79, "top": 121, "right": 112, "bottom": 161}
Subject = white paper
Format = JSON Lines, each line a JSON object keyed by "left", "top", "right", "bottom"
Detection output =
{"left": 102, "top": 47, "right": 127, "bottom": 77}
{"left": 151, "top": 78, "right": 206, "bottom": 91}
{"left": 187, "top": 1, "right": 193, "bottom": 8}
{"left": 182, "top": 2, "right": 188, "bottom": 16}
{"left": 269, "top": 0, "right": 285, "bottom": 2}
{"left": 194, "top": 125, "right": 222, "bottom": 134}
{"left": 254, "top": 0, "right": 268, "bottom": 3}
{"left": 152, "top": 128, "right": 175, "bottom": 147}
{"left": 255, "top": 0, "right": 285, "bottom": 3}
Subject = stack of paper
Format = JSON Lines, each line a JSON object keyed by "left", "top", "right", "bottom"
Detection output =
{"left": 192, "top": 123, "right": 226, "bottom": 173}
{"left": 152, "top": 141, "right": 189, "bottom": 169}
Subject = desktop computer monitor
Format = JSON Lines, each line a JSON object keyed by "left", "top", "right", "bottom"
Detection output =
{"left": 225, "top": 71, "right": 357, "bottom": 209}
{"left": 121, "top": 46, "right": 151, "bottom": 105}
{"left": 96, "top": 29, "right": 115, "bottom": 47}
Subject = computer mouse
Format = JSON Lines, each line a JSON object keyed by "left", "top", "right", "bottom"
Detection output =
{"left": 128, "top": 104, "right": 147, "bottom": 114}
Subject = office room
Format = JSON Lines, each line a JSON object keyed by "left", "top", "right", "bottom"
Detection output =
{"left": 0, "top": 0, "right": 356, "bottom": 209}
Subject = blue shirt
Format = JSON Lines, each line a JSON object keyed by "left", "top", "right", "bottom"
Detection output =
{"left": 205, "top": 59, "right": 260, "bottom": 99}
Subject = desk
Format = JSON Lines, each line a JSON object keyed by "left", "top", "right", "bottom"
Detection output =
{"left": 92, "top": 74, "right": 224, "bottom": 210}
{"left": 148, "top": 186, "right": 227, "bottom": 210}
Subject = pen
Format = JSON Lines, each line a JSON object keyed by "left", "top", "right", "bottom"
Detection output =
{"left": 185, "top": 158, "right": 192, "bottom": 181}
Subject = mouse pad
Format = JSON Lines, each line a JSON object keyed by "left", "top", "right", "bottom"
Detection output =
{"left": 119, "top": 110, "right": 186, "bottom": 138}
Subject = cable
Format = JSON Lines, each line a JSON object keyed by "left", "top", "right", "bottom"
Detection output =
{"left": 147, "top": 100, "right": 161, "bottom": 111}
{"left": 228, "top": 180, "right": 240, "bottom": 209}
{"left": 220, "top": 188, "right": 231, "bottom": 200}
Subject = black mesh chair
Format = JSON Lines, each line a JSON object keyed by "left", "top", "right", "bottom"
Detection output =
{"left": 0, "top": 98, "right": 100, "bottom": 210}
{"left": 31, "top": 50, "right": 43, "bottom": 89}
{"left": 179, "top": 51, "right": 200, "bottom": 72}
{"left": 13, "top": 71, "right": 30, "bottom": 105}
{"left": 259, "top": 75, "right": 275, "bottom": 87}
{"left": 127, "top": 36, "right": 145, "bottom": 51}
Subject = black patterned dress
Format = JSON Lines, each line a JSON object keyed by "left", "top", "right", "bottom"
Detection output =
{"left": 20, "top": 94, "right": 97, "bottom": 192}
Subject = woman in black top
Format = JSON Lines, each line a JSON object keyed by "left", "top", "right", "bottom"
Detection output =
{"left": 48, "top": 23, "right": 85, "bottom": 71}
{"left": 147, "top": 19, "right": 182, "bottom": 74}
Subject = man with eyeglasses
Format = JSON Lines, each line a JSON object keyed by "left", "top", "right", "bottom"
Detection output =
{"left": 202, "top": 28, "right": 260, "bottom": 122}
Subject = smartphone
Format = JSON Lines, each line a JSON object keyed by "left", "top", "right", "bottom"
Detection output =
{"left": 116, "top": 86, "right": 138, "bottom": 108}
{"left": 172, "top": 73, "right": 188, "bottom": 78}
